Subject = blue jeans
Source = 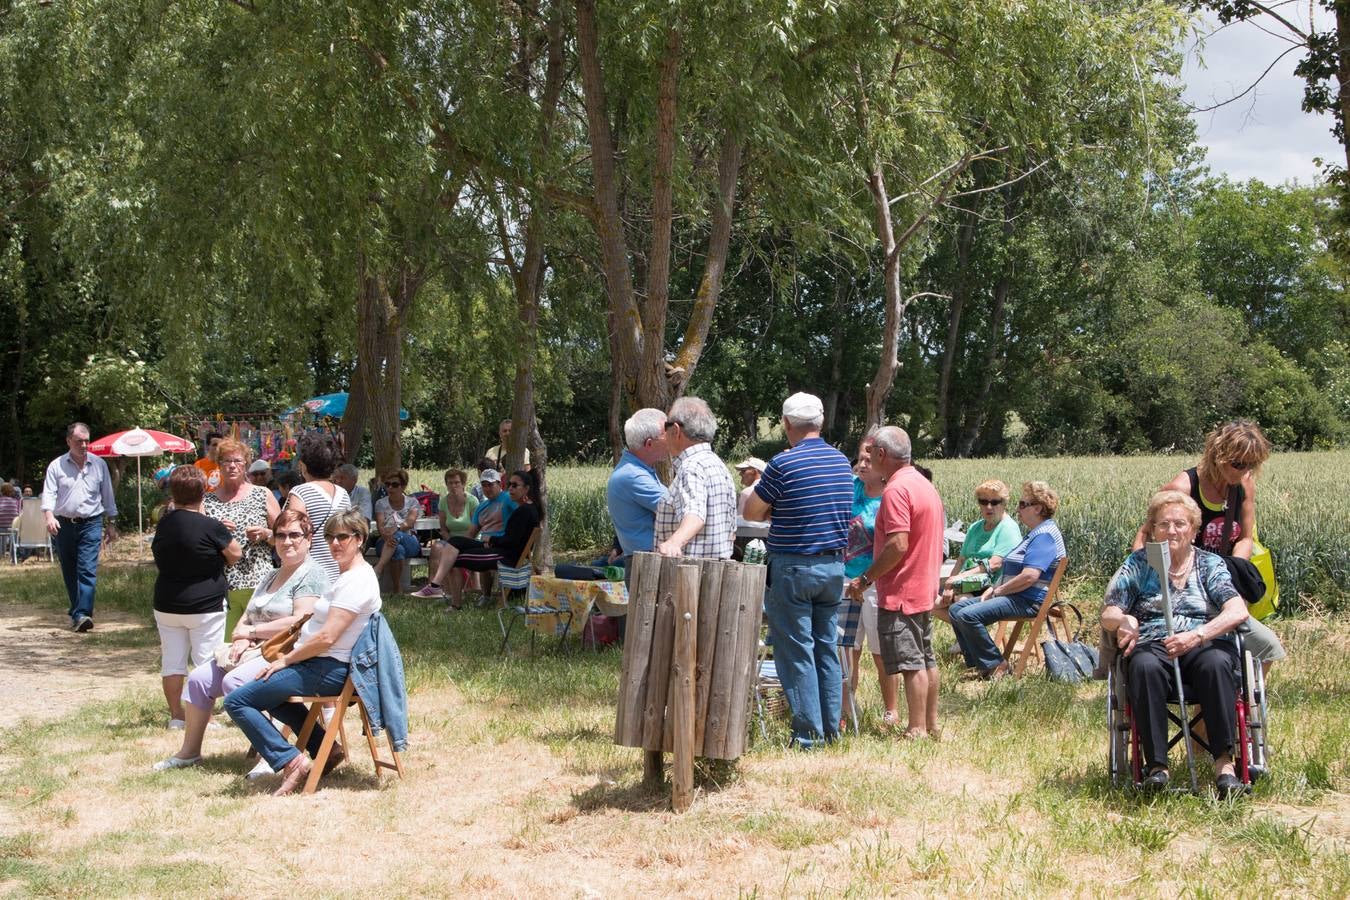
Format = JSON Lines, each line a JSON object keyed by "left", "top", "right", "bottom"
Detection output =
{"left": 223, "top": 656, "right": 350, "bottom": 770}
{"left": 53, "top": 516, "right": 103, "bottom": 623}
{"left": 376, "top": 530, "right": 422, "bottom": 561}
{"left": 764, "top": 552, "right": 844, "bottom": 748}
{"left": 948, "top": 593, "right": 1040, "bottom": 672}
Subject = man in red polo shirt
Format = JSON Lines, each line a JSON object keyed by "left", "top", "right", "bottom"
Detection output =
{"left": 848, "top": 426, "right": 945, "bottom": 739}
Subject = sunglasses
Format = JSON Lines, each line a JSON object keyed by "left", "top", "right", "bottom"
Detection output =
{"left": 275, "top": 530, "right": 308, "bottom": 542}
{"left": 977, "top": 498, "right": 1004, "bottom": 507}
{"left": 326, "top": 532, "right": 358, "bottom": 543}
{"left": 1227, "top": 460, "right": 1252, "bottom": 471}
{"left": 1017, "top": 500, "right": 1039, "bottom": 510}
{"left": 384, "top": 481, "right": 403, "bottom": 488}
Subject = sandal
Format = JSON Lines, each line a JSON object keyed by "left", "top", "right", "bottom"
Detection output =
{"left": 1142, "top": 766, "right": 1170, "bottom": 792}
{"left": 272, "top": 754, "right": 312, "bottom": 796}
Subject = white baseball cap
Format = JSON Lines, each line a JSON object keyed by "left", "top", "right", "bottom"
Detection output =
{"left": 735, "top": 457, "right": 767, "bottom": 473}
{"left": 478, "top": 469, "right": 502, "bottom": 484}
{"left": 782, "top": 392, "right": 824, "bottom": 420}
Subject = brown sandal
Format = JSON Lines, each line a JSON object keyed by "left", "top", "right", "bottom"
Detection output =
{"left": 273, "top": 754, "right": 312, "bottom": 796}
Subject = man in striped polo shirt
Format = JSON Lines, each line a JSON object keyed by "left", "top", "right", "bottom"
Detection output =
{"left": 743, "top": 392, "right": 853, "bottom": 748}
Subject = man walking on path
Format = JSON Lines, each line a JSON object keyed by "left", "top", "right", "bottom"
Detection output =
{"left": 847, "top": 426, "right": 944, "bottom": 739}
{"left": 654, "top": 397, "right": 736, "bottom": 559}
{"left": 607, "top": 408, "right": 670, "bottom": 567}
{"left": 743, "top": 392, "right": 853, "bottom": 748}
{"left": 42, "top": 422, "right": 119, "bottom": 632}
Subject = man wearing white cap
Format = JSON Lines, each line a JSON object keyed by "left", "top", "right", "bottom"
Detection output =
{"left": 734, "top": 457, "right": 766, "bottom": 516}
{"left": 742, "top": 392, "right": 853, "bottom": 748}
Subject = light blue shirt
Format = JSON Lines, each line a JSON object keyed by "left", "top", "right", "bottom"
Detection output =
{"left": 41, "top": 452, "right": 118, "bottom": 520}
{"left": 607, "top": 450, "right": 668, "bottom": 555}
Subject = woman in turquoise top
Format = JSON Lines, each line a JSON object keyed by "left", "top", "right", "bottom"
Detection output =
{"left": 839, "top": 434, "right": 899, "bottom": 725}
{"left": 936, "top": 479, "right": 1022, "bottom": 624}
{"left": 427, "top": 468, "right": 480, "bottom": 592}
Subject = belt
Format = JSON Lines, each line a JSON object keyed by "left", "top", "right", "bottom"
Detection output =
{"left": 57, "top": 514, "right": 100, "bottom": 524}
{"left": 768, "top": 549, "right": 843, "bottom": 559}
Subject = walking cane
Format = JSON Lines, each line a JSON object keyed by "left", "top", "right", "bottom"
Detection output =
{"left": 1145, "top": 541, "right": 1199, "bottom": 794}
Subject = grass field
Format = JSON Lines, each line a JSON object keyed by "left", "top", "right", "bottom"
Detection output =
{"left": 1, "top": 452, "right": 1347, "bottom": 896}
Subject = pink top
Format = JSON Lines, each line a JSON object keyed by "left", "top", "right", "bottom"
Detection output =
{"left": 0, "top": 496, "right": 20, "bottom": 531}
{"left": 873, "top": 466, "right": 945, "bottom": 614}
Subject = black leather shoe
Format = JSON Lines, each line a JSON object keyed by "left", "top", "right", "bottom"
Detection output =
{"left": 1142, "top": 767, "right": 1170, "bottom": 791}
{"left": 1215, "top": 773, "right": 1251, "bottom": 798}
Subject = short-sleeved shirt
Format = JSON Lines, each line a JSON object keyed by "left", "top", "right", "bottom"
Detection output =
{"left": 872, "top": 466, "right": 945, "bottom": 614}
{"left": 204, "top": 484, "right": 274, "bottom": 590}
{"left": 299, "top": 562, "right": 382, "bottom": 663}
{"left": 442, "top": 494, "right": 479, "bottom": 538}
{"left": 194, "top": 458, "right": 222, "bottom": 492}
{"left": 844, "top": 478, "right": 882, "bottom": 579}
{"left": 245, "top": 560, "right": 330, "bottom": 623}
{"left": 473, "top": 492, "right": 518, "bottom": 539}
{"left": 152, "top": 508, "right": 232, "bottom": 614}
{"left": 654, "top": 443, "right": 736, "bottom": 559}
{"left": 375, "top": 495, "right": 422, "bottom": 530}
{"left": 607, "top": 450, "right": 668, "bottom": 555}
{"left": 958, "top": 515, "right": 1022, "bottom": 577}
{"left": 287, "top": 482, "right": 351, "bottom": 583}
{"left": 999, "top": 520, "right": 1066, "bottom": 605}
{"left": 754, "top": 437, "right": 853, "bottom": 555}
{"left": 1104, "top": 548, "right": 1238, "bottom": 645}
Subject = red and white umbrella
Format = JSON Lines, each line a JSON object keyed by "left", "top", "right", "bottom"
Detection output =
{"left": 90, "top": 428, "right": 195, "bottom": 458}
{"left": 89, "top": 427, "right": 197, "bottom": 555}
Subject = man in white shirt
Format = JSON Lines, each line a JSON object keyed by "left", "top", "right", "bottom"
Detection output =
{"left": 334, "top": 464, "right": 373, "bottom": 520}
{"left": 41, "top": 422, "right": 118, "bottom": 631}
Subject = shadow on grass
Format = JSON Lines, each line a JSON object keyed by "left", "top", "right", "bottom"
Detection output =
{"left": 570, "top": 776, "right": 672, "bottom": 814}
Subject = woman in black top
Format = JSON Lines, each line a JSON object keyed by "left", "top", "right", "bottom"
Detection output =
{"left": 152, "top": 466, "right": 242, "bottom": 728}
{"left": 425, "top": 470, "right": 542, "bottom": 609}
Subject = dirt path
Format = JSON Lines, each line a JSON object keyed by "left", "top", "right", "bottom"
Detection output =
{"left": 0, "top": 603, "right": 159, "bottom": 730}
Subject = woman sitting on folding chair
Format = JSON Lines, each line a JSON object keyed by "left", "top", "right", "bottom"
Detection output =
{"left": 415, "top": 470, "right": 542, "bottom": 611}
{"left": 1101, "top": 490, "right": 1251, "bottom": 797}
{"left": 223, "top": 507, "right": 382, "bottom": 796}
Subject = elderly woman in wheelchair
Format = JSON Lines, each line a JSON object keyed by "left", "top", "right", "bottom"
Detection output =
{"left": 1101, "top": 490, "right": 1255, "bottom": 797}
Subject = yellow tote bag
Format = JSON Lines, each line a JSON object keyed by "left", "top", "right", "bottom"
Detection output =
{"left": 1247, "top": 538, "right": 1279, "bottom": 621}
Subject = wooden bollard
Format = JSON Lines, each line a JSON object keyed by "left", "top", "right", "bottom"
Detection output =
{"left": 671, "top": 563, "right": 699, "bottom": 813}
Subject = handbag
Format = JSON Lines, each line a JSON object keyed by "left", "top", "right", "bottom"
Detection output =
{"left": 213, "top": 642, "right": 263, "bottom": 672}
{"left": 1219, "top": 486, "right": 1279, "bottom": 621}
{"left": 1039, "top": 603, "right": 1099, "bottom": 683}
{"left": 261, "top": 613, "right": 312, "bottom": 662}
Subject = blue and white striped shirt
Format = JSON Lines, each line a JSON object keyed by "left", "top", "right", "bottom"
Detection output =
{"left": 754, "top": 437, "right": 853, "bottom": 555}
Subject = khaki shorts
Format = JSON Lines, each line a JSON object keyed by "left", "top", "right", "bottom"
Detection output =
{"left": 877, "top": 609, "right": 936, "bottom": 674}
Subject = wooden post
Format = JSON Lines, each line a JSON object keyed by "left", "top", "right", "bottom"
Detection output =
{"left": 671, "top": 563, "right": 699, "bottom": 813}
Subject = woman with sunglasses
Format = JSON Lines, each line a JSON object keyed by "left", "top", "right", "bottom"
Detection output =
{"left": 419, "top": 470, "right": 542, "bottom": 610}
{"left": 935, "top": 479, "right": 1022, "bottom": 625}
{"left": 372, "top": 468, "right": 423, "bottom": 593}
{"left": 1131, "top": 419, "right": 1284, "bottom": 668}
{"left": 948, "top": 481, "right": 1066, "bottom": 679}
{"left": 153, "top": 508, "right": 327, "bottom": 772}
{"left": 224, "top": 508, "right": 382, "bottom": 795}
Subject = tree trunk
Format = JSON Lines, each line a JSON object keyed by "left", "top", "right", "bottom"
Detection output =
{"left": 340, "top": 359, "right": 370, "bottom": 466}
{"left": 863, "top": 153, "right": 903, "bottom": 431}
{"left": 352, "top": 255, "right": 424, "bottom": 476}
{"left": 1338, "top": 4, "right": 1350, "bottom": 178}
{"left": 935, "top": 195, "right": 980, "bottom": 453}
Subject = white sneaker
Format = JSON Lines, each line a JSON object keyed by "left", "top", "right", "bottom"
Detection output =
{"left": 245, "top": 757, "right": 275, "bottom": 780}
{"left": 152, "top": 754, "right": 201, "bottom": 771}
{"left": 167, "top": 719, "right": 186, "bottom": 730}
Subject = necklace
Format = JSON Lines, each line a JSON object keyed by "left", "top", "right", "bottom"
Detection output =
{"left": 1168, "top": 552, "right": 1193, "bottom": 583}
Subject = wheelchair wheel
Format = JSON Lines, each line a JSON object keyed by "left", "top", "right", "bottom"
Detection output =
{"left": 1242, "top": 650, "right": 1270, "bottom": 781}
{"left": 1107, "top": 666, "right": 1133, "bottom": 787}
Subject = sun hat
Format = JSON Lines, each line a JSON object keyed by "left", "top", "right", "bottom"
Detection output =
{"left": 734, "top": 457, "right": 767, "bottom": 473}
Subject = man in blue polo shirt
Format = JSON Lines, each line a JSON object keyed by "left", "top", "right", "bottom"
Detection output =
{"left": 606, "top": 408, "right": 669, "bottom": 567}
{"left": 743, "top": 392, "right": 853, "bottom": 748}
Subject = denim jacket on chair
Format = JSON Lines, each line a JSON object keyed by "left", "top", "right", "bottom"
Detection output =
{"left": 349, "top": 612, "right": 409, "bottom": 751}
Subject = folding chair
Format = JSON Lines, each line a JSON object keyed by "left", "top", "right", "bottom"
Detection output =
{"left": 13, "top": 498, "right": 53, "bottom": 563}
{"left": 495, "top": 529, "right": 570, "bottom": 654}
{"left": 287, "top": 675, "right": 405, "bottom": 795}
{"left": 994, "top": 557, "right": 1070, "bottom": 678}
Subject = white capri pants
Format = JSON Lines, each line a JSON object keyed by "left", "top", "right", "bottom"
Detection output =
{"left": 154, "top": 610, "right": 227, "bottom": 677}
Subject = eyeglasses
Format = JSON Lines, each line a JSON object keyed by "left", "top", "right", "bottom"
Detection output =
{"left": 977, "top": 498, "right": 1004, "bottom": 507}
{"left": 275, "top": 530, "right": 308, "bottom": 542}
{"left": 384, "top": 481, "right": 403, "bottom": 488}
{"left": 1017, "top": 500, "right": 1039, "bottom": 510}
{"left": 219, "top": 459, "right": 246, "bottom": 468}
{"left": 326, "top": 532, "right": 358, "bottom": 543}
{"left": 1227, "top": 460, "right": 1252, "bottom": 471}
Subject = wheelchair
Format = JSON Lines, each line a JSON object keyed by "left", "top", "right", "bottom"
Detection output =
{"left": 1108, "top": 627, "right": 1269, "bottom": 791}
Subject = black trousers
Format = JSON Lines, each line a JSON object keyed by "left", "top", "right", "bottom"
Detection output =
{"left": 1125, "top": 639, "right": 1238, "bottom": 770}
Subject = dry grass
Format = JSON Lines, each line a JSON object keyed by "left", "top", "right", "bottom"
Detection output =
{"left": 1, "top": 552, "right": 1348, "bottom": 898}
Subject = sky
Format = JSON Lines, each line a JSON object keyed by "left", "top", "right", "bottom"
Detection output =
{"left": 1179, "top": 5, "right": 1340, "bottom": 186}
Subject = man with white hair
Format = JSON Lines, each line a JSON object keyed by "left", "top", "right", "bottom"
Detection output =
{"left": 654, "top": 397, "right": 736, "bottom": 559}
{"left": 607, "top": 408, "right": 670, "bottom": 566}
{"left": 333, "top": 463, "right": 372, "bottom": 521}
{"left": 742, "top": 392, "right": 853, "bottom": 748}
{"left": 847, "top": 426, "right": 944, "bottom": 739}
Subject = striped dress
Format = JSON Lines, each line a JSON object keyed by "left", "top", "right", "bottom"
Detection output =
{"left": 287, "top": 481, "right": 351, "bottom": 582}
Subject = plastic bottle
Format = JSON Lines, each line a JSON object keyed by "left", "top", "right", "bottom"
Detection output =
{"left": 744, "top": 539, "right": 767, "bottom": 565}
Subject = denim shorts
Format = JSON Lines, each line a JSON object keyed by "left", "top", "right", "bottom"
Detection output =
{"left": 877, "top": 609, "right": 935, "bottom": 674}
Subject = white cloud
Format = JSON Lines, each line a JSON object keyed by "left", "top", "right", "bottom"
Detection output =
{"left": 1180, "top": 8, "right": 1341, "bottom": 185}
